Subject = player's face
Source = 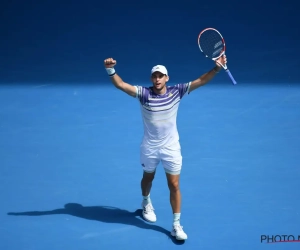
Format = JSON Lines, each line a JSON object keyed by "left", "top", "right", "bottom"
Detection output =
{"left": 151, "top": 72, "right": 169, "bottom": 91}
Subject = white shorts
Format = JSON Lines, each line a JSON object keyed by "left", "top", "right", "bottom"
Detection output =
{"left": 140, "top": 141, "right": 182, "bottom": 175}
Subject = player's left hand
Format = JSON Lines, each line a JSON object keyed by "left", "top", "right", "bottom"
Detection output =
{"left": 215, "top": 54, "right": 227, "bottom": 69}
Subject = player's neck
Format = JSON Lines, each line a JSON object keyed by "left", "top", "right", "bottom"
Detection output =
{"left": 152, "top": 86, "right": 167, "bottom": 95}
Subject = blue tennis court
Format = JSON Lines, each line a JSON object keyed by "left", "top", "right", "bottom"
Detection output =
{"left": 1, "top": 80, "right": 299, "bottom": 249}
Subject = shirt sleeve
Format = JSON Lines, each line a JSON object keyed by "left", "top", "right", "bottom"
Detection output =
{"left": 135, "top": 86, "right": 149, "bottom": 105}
{"left": 175, "top": 82, "right": 191, "bottom": 99}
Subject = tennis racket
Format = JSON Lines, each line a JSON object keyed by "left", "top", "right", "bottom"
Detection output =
{"left": 198, "top": 28, "right": 237, "bottom": 85}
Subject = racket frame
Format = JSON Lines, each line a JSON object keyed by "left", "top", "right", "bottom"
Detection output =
{"left": 198, "top": 27, "right": 237, "bottom": 85}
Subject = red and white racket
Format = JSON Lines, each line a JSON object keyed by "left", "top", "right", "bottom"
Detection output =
{"left": 198, "top": 28, "right": 237, "bottom": 85}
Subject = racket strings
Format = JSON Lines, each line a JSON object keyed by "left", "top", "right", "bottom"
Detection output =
{"left": 199, "top": 30, "right": 224, "bottom": 59}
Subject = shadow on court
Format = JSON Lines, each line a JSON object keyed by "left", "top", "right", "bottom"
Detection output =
{"left": 7, "top": 203, "right": 184, "bottom": 245}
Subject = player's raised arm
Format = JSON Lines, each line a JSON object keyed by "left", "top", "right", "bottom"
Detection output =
{"left": 189, "top": 55, "right": 227, "bottom": 93}
{"left": 104, "top": 58, "right": 137, "bottom": 97}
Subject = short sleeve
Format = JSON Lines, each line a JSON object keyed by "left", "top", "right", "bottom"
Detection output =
{"left": 135, "top": 86, "right": 149, "bottom": 105}
{"left": 175, "top": 82, "right": 191, "bottom": 99}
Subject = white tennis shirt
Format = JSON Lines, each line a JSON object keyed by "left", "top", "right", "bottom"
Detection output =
{"left": 135, "top": 82, "right": 191, "bottom": 148}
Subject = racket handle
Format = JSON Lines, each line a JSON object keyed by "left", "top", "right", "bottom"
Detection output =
{"left": 225, "top": 69, "right": 237, "bottom": 85}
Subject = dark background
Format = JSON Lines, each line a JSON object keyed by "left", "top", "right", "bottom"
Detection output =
{"left": 1, "top": 0, "right": 298, "bottom": 85}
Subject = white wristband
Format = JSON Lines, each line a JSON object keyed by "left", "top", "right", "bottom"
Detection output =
{"left": 106, "top": 67, "right": 116, "bottom": 77}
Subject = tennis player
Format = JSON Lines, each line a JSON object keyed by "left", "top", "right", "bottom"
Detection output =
{"left": 103, "top": 55, "right": 227, "bottom": 240}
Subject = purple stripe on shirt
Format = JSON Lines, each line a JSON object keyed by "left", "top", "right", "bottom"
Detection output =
{"left": 136, "top": 83, "right": 189, "bottom": 106}
{"left": 142, "top": 99, "right": 180, "bottom": 112}
{"left": 147, "top": 92, "right": 180, "bottom": 106}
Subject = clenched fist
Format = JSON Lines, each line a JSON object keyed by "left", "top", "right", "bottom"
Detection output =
{"left": 104, "top": 58, "right": 117, "bottom": 68}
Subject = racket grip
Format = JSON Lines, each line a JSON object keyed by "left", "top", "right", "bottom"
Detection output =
{"left": 225, "top": 69, "right": 237, "bottom": 85}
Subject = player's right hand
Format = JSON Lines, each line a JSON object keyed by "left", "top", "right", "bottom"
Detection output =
{"left": 104, "top": 58, "right": 116, "bottom": 68}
